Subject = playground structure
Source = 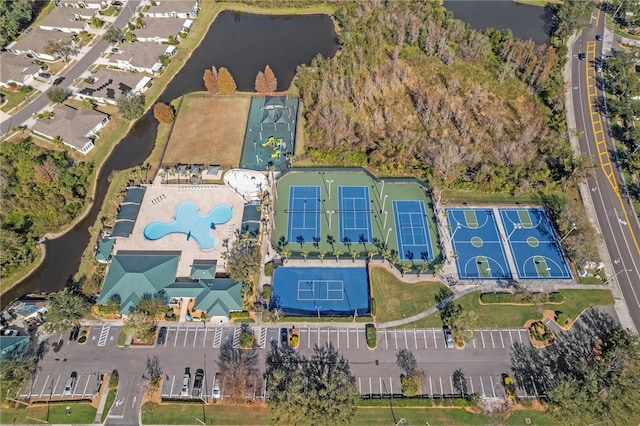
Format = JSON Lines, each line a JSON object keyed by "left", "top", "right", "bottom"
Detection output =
{"left": 261, "top": 136, "right": 287, "bottom": 158}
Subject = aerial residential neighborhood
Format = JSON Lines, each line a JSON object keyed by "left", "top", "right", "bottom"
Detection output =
{"left": 1, "top": 0, "right": 640, "bottom": 425}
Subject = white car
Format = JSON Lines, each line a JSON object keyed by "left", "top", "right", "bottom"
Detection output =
{"left": 63, "top": 372, "right": 77, "bottom": 396}
{"left": 212, "top": 373, "right": 221, "bottom": 399}
{"left": 180, "top": 368, "right": 191, "bottom": 397}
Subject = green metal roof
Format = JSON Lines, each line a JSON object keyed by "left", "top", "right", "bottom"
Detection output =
{"left": 164, "top": 281, "right": 206, "bottom": 298}
{"left": 194, "top": 279, "right": 243, "bottom": 317}
{"left": 0, "top": 335, "right": 29, "bottom": 359}
{"left": 189, "top": 260, "right": 217, "bottom": 280}
{"left": 98, "top": 253, "right": 179, "bottom": 314}
{"left": 95, "top": 237, "right": 115, "bottom": 263}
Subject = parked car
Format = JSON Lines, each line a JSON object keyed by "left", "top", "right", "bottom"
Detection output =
{"left": 443, "top": 326, "right": 455, "bottom": 348}
{"left": 192, "top": 369, "right": 204, "bottom": 397}
{"left": 280, "top": 328, "right": 288, "bottom": 347}
{"left": 212, "top": 373, "right": 221, "bottom": 400}
{"left": 94, "top": 374, "right": 103, "bottom": 395}
{"left": 502, "top": 374, "right": 516, "bottom": 402}
{"left": 63, "top": 372, "right": 77, "bottom": 396}
{"left": 52, "top": 77, "right": 64, "bottom": 86}
{"left": 112, "top": 0, "right": 123, "bottom": 5}
{"left": 69, "top": 325, "right": 80, "bottom": 341}
{"left": 596, "top": 59, "right": 603, "bottom": 72}
{"left": 157, "top": 327, "right": 167, "bottom": 345}
{"left": 38, "top": 72, "right": 50, "bottom": 79}
{"left": 596, "top": 34, "right": 603, "bottom": 41}
{"left": 180, "top": 368, "right": 191, "bottom": 397}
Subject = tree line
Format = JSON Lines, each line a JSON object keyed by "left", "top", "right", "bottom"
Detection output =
{"left": 0, "top": 139, "right": 93, "bottom": 280}
{"left": 202, "top": 65, "right": 278, "bottom": 95}
{"left": 0, "top": 0, "right": 38, "bottom": 49}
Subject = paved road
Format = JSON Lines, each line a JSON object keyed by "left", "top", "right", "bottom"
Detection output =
{"left": 20, "top": 324, "right": 533, "bottom": 424}
{"left": 0, "top": 0, "right": 141, "bottom": 136}
{"left": 571, "top": 2, "right": 640, "bottom": 332}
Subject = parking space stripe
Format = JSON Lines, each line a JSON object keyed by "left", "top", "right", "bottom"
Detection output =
{"left": 429, "top": 376, "right": 433, "bottom": 396}
{"left": 394, "top": 330, "right": 398, "bottom": 349}
{"left": 432, "top": 328, "right": 437, "bottom": 348}
{"left": 488, "top": 330, "right": 495, "bottom": 348}
{"left": 413, "top": 329, "right": 418, "bottom": 349}
{"left": 469, "top": 376, "right": 475, "bottom": 394}
{"left": 193, "top": 328, "right": 198, "bottom": 348}
{"left": 308, "top": 329, "right": 311, "bottom": 349}
{"left": 356, "top": 329, "right": 360, "bottom": 349}
{"left": 403, "top": 329, "right": 408, "bottom": 349}
{"left": 347, "top": 329, "right": 350, "bottom": 348}
{"left": 39, "top": 375, "right": 50, "bottom": 398}
{"left": 449, "top": 376, "right": 454, "bottom": 395}
{"left": 389, "top": 377, "right": 393, "bottom": 395}
{"left": 499, "top": 330, "right": 504, "bottom": 349}
{"left": 422, "top": 329, "right": 427, "bottom": 348}
{"left": 52, "top": 375, "right": 61, "bottom": 397}
{"left": 369, "top": 377, "right": 372, "bottom": 395}
{"left": 508, "top": 329, "right": 513, "bottom": 346}
{"left": 439, "top": 376, "right": 444, "bottom": 395}
{"left": 317, "top": 328, "right": 320, "bottom": 346}
{"left": 203, "top": 327, "right": 208, "bottom": 348}
{"left": 183, "top": 327, "right": 189, "bottom": 347}
{"left": 170, "top": 375, "right": 175, "bottom": 398}
{"left": 358, "top": 377, "right": 361, "bottom": 394}
{"left": 479, "top": 376, "right": 485, "bottom": 397}
{"left": 480, "top": 330, "right": 486, "bottom": 348}
{"left": 337, "top": 329, "right": 340, "bottom": 349}
{"left": 82, "top": 376, "right": 90, "bottom": 396}
{"left": 379, "top": 377, "right": 383, "bottom": 395}
{"left": 384, "top": 329, "right": 388, "bottom": 350}
{"left": 174, "top": 327, "right": 179, "bottom": 347}
{"left": 490, "top": 376, "right": 496, "bottom": 397}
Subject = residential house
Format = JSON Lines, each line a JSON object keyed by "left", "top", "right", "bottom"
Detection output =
{"left": 0, "top": 54, "right": 41, "bottom": 88}
{"left": 8, "top": 28, "right": 75, "bottom": 61}
{"left": 55, "top": 0, "right": 109, "bottom": 10}
{"left": 38, "top": 7, "right": 90, "bottom": 33}
{"left": 76, "top": 68, "right": 151, "bottom": 105}
{"left": 31, "top": 104, "right": 109, "bottom": 154}
{"left": 0, "top": 335, "right": 29, "bottom": 359}
{"left": 108, "top": 42, "right": 176, "bottom": 74}
{"left": 142, "top": 0, "right": 199, "bottom": 19}
{"left": 133, "top": 17, "right": 191, "bottom": 43}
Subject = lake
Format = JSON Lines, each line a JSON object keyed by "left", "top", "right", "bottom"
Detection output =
{"left": 1, "top": 11, "right": 338, "bottom": 307}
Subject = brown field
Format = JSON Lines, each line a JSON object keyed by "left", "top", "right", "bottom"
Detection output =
{"left": 162, "top": 94, "right": 250, "bottom": 166}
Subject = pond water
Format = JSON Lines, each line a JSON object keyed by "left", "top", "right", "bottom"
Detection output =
{"left": 443, "top": 0, "right": 552, "bottom": 45}
{"left": 2, "top": 11, "right": 338, "bottom": 307}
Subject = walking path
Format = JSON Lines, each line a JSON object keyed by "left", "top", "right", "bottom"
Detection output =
{"left": 93, "top": 372, "right": 111, "bottom": 424}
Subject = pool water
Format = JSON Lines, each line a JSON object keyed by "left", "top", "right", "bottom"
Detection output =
{"left": 144, "top": 201, "right": 233, "bottom": 251}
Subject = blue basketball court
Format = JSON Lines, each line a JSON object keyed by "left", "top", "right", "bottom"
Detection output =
{"left": 499, "top": 208, "right": 572, "bottom": 280}
{"left": 287, "top": 186, "right": 320, "bottom": 243}
{"left": 393, "top": 200, "right": 434, "bottom": 261}
{"left": 271, "top": 267, "right": 370, "bottom": 316}
{"left": 446, "top": 208, "right": 511, "bottom": 280}
{"left": 338, "top": 186, "right": 373, "bottom": 243}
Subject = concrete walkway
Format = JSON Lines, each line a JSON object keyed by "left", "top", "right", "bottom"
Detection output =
{"left": 93, "top": 373, "right": 111, "bottom": 425}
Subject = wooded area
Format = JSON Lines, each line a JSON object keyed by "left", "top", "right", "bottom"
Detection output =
{"left": 294, "top": 1, "right": 581, "bottom": 193}
{"left": 0, "top": 139, "right": 93, "bottom": 279}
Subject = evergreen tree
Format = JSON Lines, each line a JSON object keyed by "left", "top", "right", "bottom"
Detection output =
{"left": 218, "top": 67, "right": 237, "bottom": 94}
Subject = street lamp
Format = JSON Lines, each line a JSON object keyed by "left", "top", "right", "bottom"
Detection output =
{"left": 326, "top": 179, "right": 334, "bottom": 199}
{"left": 327, "top": 210, "right": 335, "bottom": 229}
{"left": 383, "top": 211, "right": 388, "bottom": 229}
{"left": 604, "top": 269, "right": 632, "bottom": 285}
{"left": 385, "top": 228, "right": 392, "bottom": 246}
{"left": 450, "top": 223, "right": 461, "bottom": 241}
{"left": 559, "top": 223, "right": 577, "bottom": 243}
{"left": 381, "top": 195, "right": 388, "bottom": 213}
{"left": 506, "top": 223, "right": 522, "bottom": 241}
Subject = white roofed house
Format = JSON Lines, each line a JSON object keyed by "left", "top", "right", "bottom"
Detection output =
{"left": 108, "top": 42, "right": 176, "bottom": 75}
{"left": 142, "top": 0, "right": 199, "bottom": 19}
{"left": 76, "top": 68, "right": 151, "bottom": 105}
{"left": 133, "top": 17, "right": 192, "bottom": 43}
{"left": 38, "top": 7, "right": 91, "bottom": 33}
{"left": 31, "top": 104, "right": 109, "bottom": 154}
{"left": 0, "top": 54, "right": 41, "bottom": 88}
{"left": 8, "top": 29, "right": 75, "bottom": 61}
{"left": 56, "top": 0, "right": 110, "bottom": 10}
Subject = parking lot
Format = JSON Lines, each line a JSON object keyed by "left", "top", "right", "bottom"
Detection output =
{"left": 20, "top": 324, "right": 531, "bottom": 405}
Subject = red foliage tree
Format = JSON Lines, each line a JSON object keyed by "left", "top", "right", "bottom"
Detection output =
{"left": 203, "top": 66, "right": 218, "bottom": 94}
{"left": 264, "top": 65, "right": 277, "bottom": 93}
{"left": 255, "top": 71, "right": 269, "bottom": 95}
{"left": 153, "top": 102, "right": 174, "bottom": 124}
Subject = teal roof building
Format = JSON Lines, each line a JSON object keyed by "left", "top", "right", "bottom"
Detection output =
{"left": 164, "top": 278, "right": 243, "bottom": 317}
{"left": 0, "top": 335, "right": 29, "bottom": 359}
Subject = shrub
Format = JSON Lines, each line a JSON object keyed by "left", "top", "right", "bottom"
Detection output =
{"left": 548, "top": 292, "right": 565, "bottom": 303}
{"left": 556, "top": 312, "right": 570, "bottom": 326}
{"left": 366, "top": 324, "right": 376, "bottom": 348}
{"left": 229, "top": 311, "right": 251, "bottom": 320}
{"left": 264, "top": 262, "right": 273, "bottom": 277}
{"left": 109, "top": 370, "right": 119, "bottom": 389}
{"left": 19, "top": 85, "right": 33, "bottom": 93}
{"left": 370, "top": 298, "right": 376, "bottom": 316}
{"left": 401, "top": 375, "right": 418, "bottom": 397}
{"left": 77, "top": 335, "right": 87, "bottom": 344}
{"left": 262, "top": 284, "right": 272, "bottom": 300}
{"left": 240, "top": 330, "right": 253, "bottom": 348}
{"left": 46, "top": 87, "right": 67, "bottom": 103}
{"left": 480, "top": 293, "right": 515, "bottom": 304}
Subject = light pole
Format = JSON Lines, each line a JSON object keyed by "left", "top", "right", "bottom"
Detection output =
{"left": 559, "top": 223, "right": 577, "bottom": 243}
{"left": 317, "top": 305, "right": 321, "bottom": 318}
{"left": 506, "top": 223, "right": 522, "bottom": 241}
{"left": 450, "top": 223, "right": 461, "bottom": 241}
{"left": 326, "top": 179, "right": 334, "bottom": 199}
{"left": 385, "top": 227, "right": 392, "bottom": 246}
{"left": 381, "top": 195, "right": 388, "bottom": 213}
{"left": 383, "top": 211, "right": 388, "bottom": 229}
{"left": 327, "top": 210, "right": 335, "bottom": 229}
{"left": 604, "top": 269, "right": 632, "bottom": 285}
{"left": 380, "top": 180, "right": 385, "bottom": 199}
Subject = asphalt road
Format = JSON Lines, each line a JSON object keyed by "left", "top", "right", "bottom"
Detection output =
{"left": 0, "top": 0, "right": 141, "bottom": 136}
{"left": 571, "top": 2, "right": 640, "bottom": 332}
{"left": 21, "top": 324, "right": 530, "bottom": 424}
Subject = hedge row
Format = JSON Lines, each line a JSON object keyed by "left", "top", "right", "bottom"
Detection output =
{"left": 229, "top": 311, "right": 251, "bottom": 320}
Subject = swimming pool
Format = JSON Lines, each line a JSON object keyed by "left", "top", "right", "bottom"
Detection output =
{"left": 143, "top": 201, "right": 233, "bottom": 251}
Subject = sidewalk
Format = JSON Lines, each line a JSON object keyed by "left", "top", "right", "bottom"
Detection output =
{"left": 93, "top": 372, "right": 111, "bottom": 425}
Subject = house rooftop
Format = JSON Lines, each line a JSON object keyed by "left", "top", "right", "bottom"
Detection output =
{"left": 39, "top": 7, "right": 88, "bottom": 30}
{"left": 134, "top": 17, "right": 186, "bottom": 40}
{"left": 78, "top": 68, "right": 150, "bottom": 101}
{"left": 31, "top": 104, "right": 108, "bottom": 151}
{"left": 113, "top": 42, "right": 169, "bottom": 69}
{"left": 146, "top": 0, "right": 198, "bottom": 14}
{"left": 0, "top": 54, "right": 40, "bottom": 84}
{"left": 10, "top": 28, "right": 74, "bottom": 54}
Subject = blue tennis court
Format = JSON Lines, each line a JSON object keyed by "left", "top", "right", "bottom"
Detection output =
{"left": 287, "top": 186, "right": 320, "bottom": 244}
{"left": 446, "top": 208, "right": 511, "bottom": 280}
{"left": 338, "top": 186, "right": 373, "bottom": 243}
{"left": 271, "top": 267, "right": 370, "bottom": 316}
{"left": 393, "top": 200, "right": 434, "bottom": 261}
{"left": 499, "top": 208, "right": 572, "bottom": 280}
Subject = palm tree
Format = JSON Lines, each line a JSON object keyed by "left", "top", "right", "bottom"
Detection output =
{"left": 326, "top": 235, "right": 335, "bottom": 250}
{"left": 417, "top": 264, "right": 428, "bottom": 277}
{"left": 400, "top": 262, "right": 412, "bottom": 277}
{"left": 351, "top": 251, "right": 360, "bottom": 263}
{"left": 333, "top": 249, "right": 343, "bottom": 262}
{"left": 390, "top": 251, "right": 400, "bottom": 267}
{"left": 367, "top": 248, "right": 379, "bottom": 261}
{"left": 301, "top": 249, "right": 309, "bottom": 262}
{"left": 281, "top": 249, "right": 291, "bottom": 263}
{"left": 318, "top": 250, "right": 326, "bottom": 263}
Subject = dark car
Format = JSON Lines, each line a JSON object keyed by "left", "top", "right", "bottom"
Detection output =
{"left": 157, "top": 326, "right": 167, "bottom": 345}
{"left": 38, "top": 72, "right": 51, "bottom": 79}
{"left": 112, "top": 0, "right": 123, "bottom": 5}
{"left": 52, "top": 76, "right": 65, "bottom": 86}
{"left": 578, "top": 53, "right": 586, "bottom": 60}
{"left": 280, "top": 328, "right": 288, "bottom": 347}
{"left": 596, "top": 34, "right": 603, "bottom": 41}
{"left": 69, "top": 325, "right": 80, "bottom": 341}
{"left": 443, "top": 326, "right": 455, "bottom": 349}
{"left": 192, "top": 369, "right": 204, "bottom": 397}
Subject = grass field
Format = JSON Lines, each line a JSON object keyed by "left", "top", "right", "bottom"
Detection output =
{"left": 1, "top": 88, "right": 39, "bottom": 113}
{"left": 370, "top": 267, "right": 445, "bottom": 323}
{"left": 0, "top": 402, "right": 96, "bottom": 425}
{"left": 162, "top": 94, "right": 250, "bottom": 166}
{"left": 140, "top": 401, "right": 562, "bottom": 425}
{"left": 404, "top": 289, "right": 614, "bottom": 329}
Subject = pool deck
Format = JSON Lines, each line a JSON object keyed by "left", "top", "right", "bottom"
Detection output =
{"left": 114, "top": 183, "right": 247, "bottom": 278}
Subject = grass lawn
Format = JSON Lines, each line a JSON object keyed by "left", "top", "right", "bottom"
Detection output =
{"left": 370, "top": 267, "right": 446, "bottom": 323}
{"left": 162, "top": 93, "right": 250, "bottom": 166}
{"left": 0, "top": 402, "right": 96, "bottom": 425}
{"left": 1, "top": 88, "right": 38, "bottom": 113}
{"left": 404, "top": 289, "right": 614, "bottom": 329}
{"left": 141, "top": 402, "right": 268, "bottom": 425}
{"left": 101, "top": 389, "right": 117, "bottom": 423}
